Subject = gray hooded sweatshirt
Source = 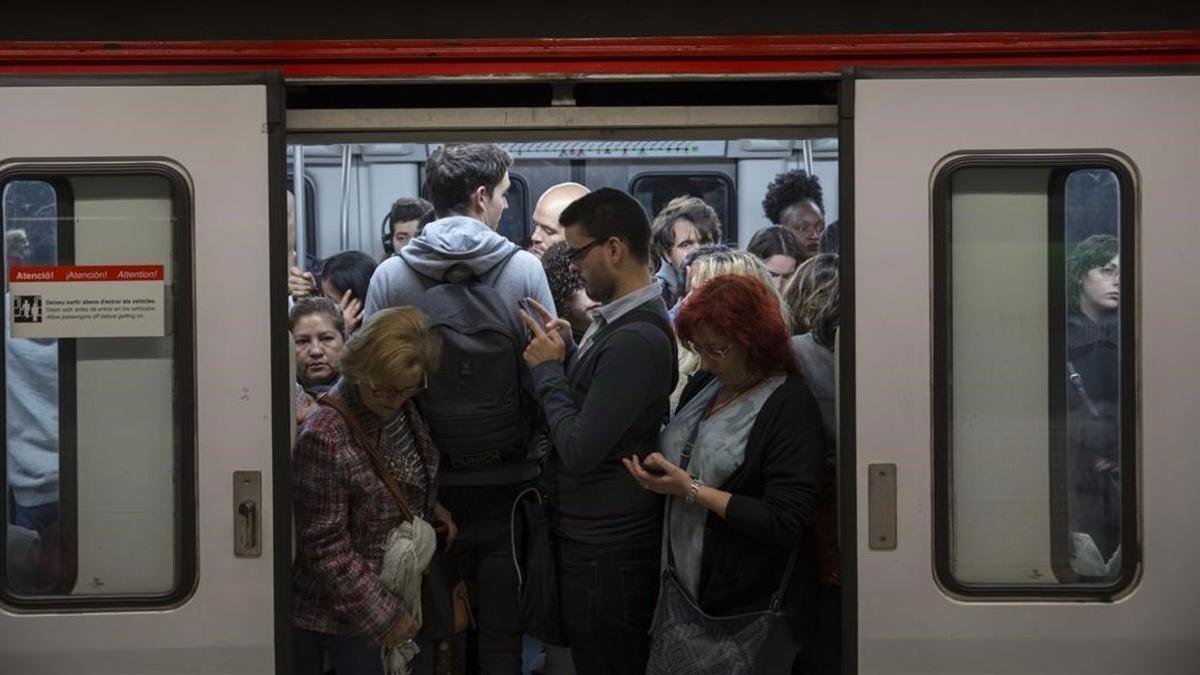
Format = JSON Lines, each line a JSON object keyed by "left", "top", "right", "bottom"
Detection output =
{"left": 364, "top": 215, "right": 556, "bottom": 486}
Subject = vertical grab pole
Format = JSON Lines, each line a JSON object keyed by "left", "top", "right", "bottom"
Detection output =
{"left": 339, "top": 144, "right": 352, "bottom": 252}
{"left": 803, "top": 138, "right": 815, "bottom": 176}
{"left": 292, "top": 145, "right": 307, "bottom": 269}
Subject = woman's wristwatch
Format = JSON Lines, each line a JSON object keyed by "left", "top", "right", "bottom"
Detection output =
{"left": 684, "top": 477, "right": 704, "bottom": 504}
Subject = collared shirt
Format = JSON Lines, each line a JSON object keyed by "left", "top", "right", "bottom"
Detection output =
{"left": 574, "top": 280, "right": 664, "bottom": 362}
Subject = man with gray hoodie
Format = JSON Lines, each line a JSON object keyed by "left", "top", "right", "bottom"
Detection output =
{"left": 364, "top": 143, "right": 554, "bottom": 674}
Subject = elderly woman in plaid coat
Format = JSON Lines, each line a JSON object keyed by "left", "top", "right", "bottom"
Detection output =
{"left": 292, "top": 307, "right": 457, "bottom": 675}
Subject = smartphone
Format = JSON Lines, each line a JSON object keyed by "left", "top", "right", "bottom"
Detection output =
{"left": 640, "top": 457, "right": 667, "bottom": 476}
{"left": 519, "top": 298, "right": 548, "bottom": 331}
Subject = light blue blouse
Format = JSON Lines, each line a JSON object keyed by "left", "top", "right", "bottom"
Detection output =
{"left": 659, "top": 375, "right": 785, "bottom": 596}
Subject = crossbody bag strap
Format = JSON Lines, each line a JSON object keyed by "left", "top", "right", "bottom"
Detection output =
{"left": 665, "top": 410, "right": 800, "bottom": 609}
{"left": 318, "top": 394, "right": 414, "bottom": 522}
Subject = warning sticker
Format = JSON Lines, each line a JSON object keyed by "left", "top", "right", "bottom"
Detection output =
{"left": 8, "top": 265, "right": 166, "bottom": 338}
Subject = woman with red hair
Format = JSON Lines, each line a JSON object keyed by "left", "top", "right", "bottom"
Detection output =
{"left": 624, "top": 273, "right": 826, "bottom": 668}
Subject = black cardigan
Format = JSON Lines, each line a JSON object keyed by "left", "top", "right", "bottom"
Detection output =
{"left": 676, "top": 371, "right": 826, "bottom": 633}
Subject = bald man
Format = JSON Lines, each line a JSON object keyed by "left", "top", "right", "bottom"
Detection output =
{"left": 529, "top": 182, "right": 590, "bottom": 259}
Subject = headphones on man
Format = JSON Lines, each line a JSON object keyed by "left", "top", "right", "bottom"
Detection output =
{"left": 380, "top": 212, "right": 396, "bottom": 256}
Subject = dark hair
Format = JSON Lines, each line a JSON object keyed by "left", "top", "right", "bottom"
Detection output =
{"left": 559, "top": 187, "right": 652, "bottom": 264}
{"left": 321, "top": 250, "right": 378, "bottom": 304}
{"left": 819, "top": 219, "right": 839, "bottom": 254}
{"left": 781, "top": 253, "right": 839, "bottom": 345}
{"left": 288, "top": 296, "right": 345, "bottom": 335}
{"left": 1067, "top": 234, "right": 1119, "bottom": 310}
{"left": 746, "top": 226, "right": 801, "bottom": 262}
{"left": 389, "top": 197, "right": 433, "bottom": 227}
{"left": 418, "top": 207, "right": 438, "bottom": 230}
{"left": 676, "top": 274, "right": 796, "bottom": 375}
{"left": 762, "top": 169, "right": 824, "bottom": 224}
{"left": 424, "top": 143, "right": 513, "bottom": 217}
{"left": 381, "top": 197, "right": 434, "bottom": 256}
{"left": 541, "top": 241, "right": 586, "bottom": 319}
{"left": 650, "top": 196, "right": 722, "bottom": 265}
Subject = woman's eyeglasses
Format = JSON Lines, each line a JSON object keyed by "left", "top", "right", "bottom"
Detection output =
{"left": 685, "top": 342, "right": 734, "bottom": 360}
{"left": 1095, "top": 263, "right": 1120, "bottom": 279}
{"left": 369, "top": 373, "right": 428, "bottom": 402}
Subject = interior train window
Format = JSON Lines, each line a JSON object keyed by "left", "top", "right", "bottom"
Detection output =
{"left": 931, "top": 156, "right": 1136, "bottom": 598}
{"left": 630, "top": 172, "right": 735, "bottom": 243}
{"left": 496, "top": 171, "right": 529, "bottom": 247}
{"left": 286, "top": 172, "right": 318, "bottom": 257}
{"left": 0, "top": 164, "right": 196, "bottom": 610}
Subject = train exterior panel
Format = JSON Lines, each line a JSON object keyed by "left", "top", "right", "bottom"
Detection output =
{"left": 1, "top": 12, "right": 1199, "bottom": 674}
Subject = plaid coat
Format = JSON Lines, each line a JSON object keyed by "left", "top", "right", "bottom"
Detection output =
{"left": 291, "top": 378, "right": 440, "bottom": 643}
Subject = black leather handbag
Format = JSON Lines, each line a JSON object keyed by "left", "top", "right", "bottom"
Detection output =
{"left": 644, "top": 420, "right": 800, "bottom": 675}
{"left": 510, "top": 486, "right": 569, "bottom": 646}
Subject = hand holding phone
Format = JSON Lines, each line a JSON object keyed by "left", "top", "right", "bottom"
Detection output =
{"left": 518, "top": 298, "right": 547, "bottom": 332}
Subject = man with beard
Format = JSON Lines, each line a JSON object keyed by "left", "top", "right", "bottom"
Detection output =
{"left": 519, "top": 188, "right": 677, "bottom": 675}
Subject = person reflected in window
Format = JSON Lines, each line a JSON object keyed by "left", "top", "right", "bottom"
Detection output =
{"left": 762, "top": 170, "right": 825, "bottom": 261}
{"left": 1065, "top": 234, "right": 1121, "bottom": 576}
{"left": 623, "top": 274, "right": 825, "bottom": 665}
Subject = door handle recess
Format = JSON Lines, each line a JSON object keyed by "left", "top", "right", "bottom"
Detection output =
{"left": 234, "top": 471, "right": 263, "bottom": 557}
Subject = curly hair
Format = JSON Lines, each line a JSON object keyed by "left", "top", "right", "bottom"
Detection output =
{"left": 781, "top": 253, "right": 839, "bottom": 345}
{"left": 1067, "top": 234, "right": 1119, "bottom": 311}
{"left": 541, "top": 241, "right": 585, "bottom": 319}
{"left": 762, "top": 169, "right": 824, "bottom": 225}
{"left": 675, "top": 274, "right": 797, "bottom": 376}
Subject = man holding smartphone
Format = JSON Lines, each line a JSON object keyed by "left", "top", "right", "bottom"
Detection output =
{"left": 519, "top": 188, "right": 677, "bottom": 675}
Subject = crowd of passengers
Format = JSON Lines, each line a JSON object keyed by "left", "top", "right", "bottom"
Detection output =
{"left": 285, "top": 143, "right": 841, "bottom": 675}
{"left": 282, "top": 141, "right": 1110, "bottom": 674}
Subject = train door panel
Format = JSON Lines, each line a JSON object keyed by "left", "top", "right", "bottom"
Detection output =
{"left": 0, "top": 77, "right": 284, "bottom": 673}
{"left": 849, "top": 71, "right": 1200, "bottom": 673}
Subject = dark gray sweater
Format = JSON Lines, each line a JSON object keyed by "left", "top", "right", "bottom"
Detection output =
{"left": 530, "top": 300, "right": 677, "bottom": 544}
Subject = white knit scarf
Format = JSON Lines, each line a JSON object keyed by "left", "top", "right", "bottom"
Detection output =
{"left": 379, "top": 517, "right": 437, "bottom": 674}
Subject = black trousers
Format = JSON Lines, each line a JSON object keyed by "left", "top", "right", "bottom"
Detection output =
{"left": 557, "top": 530, "right": 661, "bottom": 675}
{"left": 441, "top": 483, "right": 528, "bottom": 675}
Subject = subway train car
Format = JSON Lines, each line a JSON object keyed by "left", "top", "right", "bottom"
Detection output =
{"left": 1, "top": 3, "right": 1199, "bottom": 673}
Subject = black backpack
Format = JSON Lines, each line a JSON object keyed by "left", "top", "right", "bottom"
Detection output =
{"left": 405, "top": 250, "right": 536, "bottom": 470}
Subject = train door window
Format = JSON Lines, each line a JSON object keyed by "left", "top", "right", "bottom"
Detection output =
{"left": 630, "top": 172, "right": 736, "bottom": 243}
{"left": 932, "top": 156, "right": 1135, "bottom": 597}
{"left": 496, "top": 171, "right": 529, "bottom": 247}
{"left": 0, "top": 165, "right": 195, "bottom": 609}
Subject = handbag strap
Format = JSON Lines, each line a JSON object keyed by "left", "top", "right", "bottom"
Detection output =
{"left": 665, "top": 406, "right": 800, "bottom": 611}
{"left": 318, "top": 394, "right": 414, "bottom": 522}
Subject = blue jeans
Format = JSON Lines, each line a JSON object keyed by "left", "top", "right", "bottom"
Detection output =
{"left": 292, "top": 627, "right": 434, "bottom": 675}
{"left": 557, "top": 531, "right": 661, "bottom": 675}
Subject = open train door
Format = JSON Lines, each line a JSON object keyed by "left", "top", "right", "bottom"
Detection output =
{"left": 844, "top": 68, "right": 1200, "bottom": 673}
{"left": 0, "top": 75, "right": 289, "bottom": 673}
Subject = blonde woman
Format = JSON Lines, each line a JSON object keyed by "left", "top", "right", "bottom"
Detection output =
{"left": 292, "top": 307, "right": 454, "bottom": 675}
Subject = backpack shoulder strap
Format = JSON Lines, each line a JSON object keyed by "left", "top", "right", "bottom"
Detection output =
{"left": 317, "top": 394, "right": 414, "bottom": 521}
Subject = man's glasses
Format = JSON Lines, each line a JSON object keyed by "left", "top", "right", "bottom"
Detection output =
{"left": 566, "top": 238, "right": 606, "bottom": 263}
